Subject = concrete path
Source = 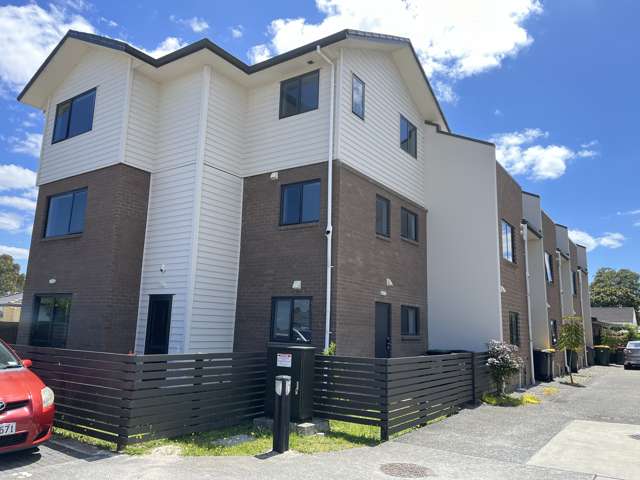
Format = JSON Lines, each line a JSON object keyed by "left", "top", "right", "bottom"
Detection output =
{"left": 2, "top": 365, "right": 639, "bottom": 479}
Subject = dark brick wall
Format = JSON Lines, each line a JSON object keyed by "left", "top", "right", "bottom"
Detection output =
{"left": 542, "top": 211, "right": 565, "bottom": 372}
{"left": 17, "top": 164, "right": 150, "bottom": 353}
{"left": 333, "top": 163, "right": 427, "bottom": 357}
{"left": 496, "top": 164, "right": 532, "bottom": 382}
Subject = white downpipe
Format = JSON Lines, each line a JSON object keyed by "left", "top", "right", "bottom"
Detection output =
{"left": 557, "top": 251, "right": 570, "bottom": 373}
{"left": 578, "top": 271, "right": 589, "bottom": 366}
{"left": 521, "top": 224, "right": 536, "bottom": 384}
{"left": 316, "top": 45, "right": 335, "bottom": 352}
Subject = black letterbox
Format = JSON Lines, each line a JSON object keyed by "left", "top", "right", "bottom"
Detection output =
{"left": 265, "top": 343, "right": 316, "bottom": 422}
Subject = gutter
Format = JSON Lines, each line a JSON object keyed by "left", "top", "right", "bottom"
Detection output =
{"left": 316, "top": 45, "right": 335, "bottom": 352}
{"left": 521, "top": 223, "right": 536, "bottom": 384}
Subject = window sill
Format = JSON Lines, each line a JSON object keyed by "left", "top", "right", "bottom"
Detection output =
{"left": 401, "top": 335, "right": 421, "bottom": 342}
{"left": 501, "top": 258, "right": 518, "bottom": 269}
{"left": 376, "top": 234, "right": 391, "bottom": 242}
{"left": 278, "top": 222, "right": 319, "bottom": 232}
{"left": 41, "top": 233, "right": 83, "bottom": 242}
{"left": 401, "top": 236, "right": 419, "bottom": 246}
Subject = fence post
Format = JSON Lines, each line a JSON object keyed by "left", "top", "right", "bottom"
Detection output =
{"left": 380, "top": 358, "right": 389, "bottom": 442}
{"left": 471, "top": 352, "right": 477, "bottom": 404}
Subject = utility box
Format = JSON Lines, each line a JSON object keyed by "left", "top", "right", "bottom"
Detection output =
{"left": 265, "top": 343, "right": 315, "bottom": 422}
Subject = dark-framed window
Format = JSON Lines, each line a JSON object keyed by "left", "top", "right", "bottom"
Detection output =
{"left": 30, "top": 295, "right": 71, "bottom": 348}
{"left": 271, "top": 297, "right": 312, "bottom": 343}
{"left": 280, "top": 180, "right": 320, "bottom": 225}
{"left": 509, "top": 312, "right": 520, "bottom": 346}
{"left": 501, "top": 220, "right": 515, "bottom": 262}
{"left": 279, "top": 70, "right": 319, "bottom": 119}
{"left": 44, "top": 188, "right": 88, "bottom": 238}
{"left": 549, "top": 319, "right": 558, "bottom": 346}
{"left": 351, "top": 74, "right": 365, "bottom": 119}
{"left": 376, "top": 195, "right": 390, "bottom": 237}
{"left": 544, "top": 251, "right": 554, "bottom": 283}
{"left": 571, "top": 271, "right": 578, "bottom": 296}
{"left": 52, "top": 88, "right": 96, "bottom": 143}
{"left": 401, "top": 208, "right": 418, "bottom": 241}
{"left": 400, "top": 115, "right": 417, "bottom": 158}
{"left": 401, "top": 306, "right": 420, "bottom": 336}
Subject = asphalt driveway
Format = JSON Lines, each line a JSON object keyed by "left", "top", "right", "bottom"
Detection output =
{"left": 2, "top": 365, "right": 639, "bottom": 479}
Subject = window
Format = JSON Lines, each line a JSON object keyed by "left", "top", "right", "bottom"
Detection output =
{"left": 572, "top": 271, "right": 578, "bottom": 296}
{"left": 401, "top": 306, "right": 420, "bottom": 336}
{"left": 30, "top": 295, "right": 71, "bottom": 348}
{"left": 549, "top": 319, "right": 558, "bottom": 346}
{"left": 401, "top": 208, "right": 418, "bottom": 241}
{"left": 271, "top": 297, "right": 312, "bottom": 343}
{"left": 279, "top": 70, "right": 319, "bottom": 119}
{"left": 544, "top": 251, "right": 554, "bottom": 283}
{"left": 376, "top": 195, "right": 390, "bottom": 237}
{"left": 501, "top": 220, "right": 515, "bottom": 262}
{"left": 280, "top": 180, "right": 320, "bottom": 225}
{"left": 351, "top": 74, "right": 365, "bottom": 119}
{"left": 400, "top": 115, "right": 417, "bottom": 158}
{"left": 52, "top": 88, "right": 96, "bottom": 143}
{"left": 44, "top": 188, "right": 87, "bottom": 238}
{"left": 509, "top": 312, "right": 520, "bottom": 346}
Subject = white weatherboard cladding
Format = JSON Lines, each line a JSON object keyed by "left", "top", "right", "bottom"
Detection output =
{"left": 244, "top": 66, "right": 330, "bottom": 176}
{"left": 528, "top": 236, "right": 550, "bottom": 349}
{"left": 124, "top": 71, "right": 158, "bottom": 172}
{"left": 338, "top": 48, "right": 426, "bottom": 207}
{"left": 39, "top": 49, "right": 129, "bottom": 185}
{"left": 424, "top": 127, "right": 502, "bottom": 351}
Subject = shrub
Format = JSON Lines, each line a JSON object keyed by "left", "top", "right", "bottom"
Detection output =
{"left": 323, "top": 341, "right": 336, "bottom": 356}
{"left": 486, "top": 340, "right": 523, "bottom": 395}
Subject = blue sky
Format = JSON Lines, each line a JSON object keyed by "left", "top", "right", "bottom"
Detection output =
{"left": 0, "top": 0, "right": 638, "bottom": 280}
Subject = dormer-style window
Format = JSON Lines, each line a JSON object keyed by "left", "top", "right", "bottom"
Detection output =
{"left": 279, "top": 70, "right": 319, "bottom": 119}
{"left": 52, "top": 88, "right": 96, "bottom": 143}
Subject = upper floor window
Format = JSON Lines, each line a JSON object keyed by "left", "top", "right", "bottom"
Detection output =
{"left": 400, "top": 115, "right": 417, "bottom": 158}
{"left": 376, "top": 195, "right": 390, "bottom": 237}
{"left": 280, "top": 180, "right": 320, "bottom": 225}
{"left": 401, "top": 208, "right": 418, "bottom": 241}
{"left": 501, "top": 220, "right": 515, "bottom": 262}
{"left": 45, "top": 188, "right": 87, "bottom": 238}
{"left": 572, "top": 271, "right": 578, "bottom": 295}
{"left": 279, "top": 70, "right": 319, "bottom": 119}
{"left": 271, "top": 297, "right": 312, "bottom": 343}
{"left": 549, "top": 319, "right": 558, "bottom": 346}
{"left": 544, "top": 251, "right": 554, "bottom": 283}
{"left": 30, "top": 295, "right": 71, "bottom": 348}
{"left": 401, "top": 306, "right": 420, "bottom": 336}
{"left": 509, "top": 312, "right": 520, "bottom": 346}
{"left": 351, "top": 74, "right": 365, "bottom": 119}
{"left": 52, "top": 88, "right": 96, "bottom": 143}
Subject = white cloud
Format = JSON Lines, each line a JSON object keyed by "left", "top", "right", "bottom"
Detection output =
{"left": 577, "top": 149, "right": 597, "bottom": 158}
{"left": 0, "top": 212, "right": 23, "bottom": 233}
{"left": 60, "top": 0, "right": 91, "bottom": 11}
{"left": 230, "top": 25, "right": 244, "bottom": 39}
{"left": 0, "top": 196, "right": 37, "bottom": 212}
{"left": 0, "top": 164, "right": 37, "bottom": 192}
{"left": 8, "top": 132, "right": 42, "bottom": 158}
{"left": 494, "top": 109, "right": 503, "bottom": 116}
{"left": 0, "top": 3, "right": 95, "bottom": 92}
{"left": 616, "top": 209, "right": 640, "bottom": 216}
{"left": 250, "top": 0, "right": 542, "bottom": 101}
{"left": 0, "top": 245, "right": 29, "bottom": 260}
{"left": 248, "top": 44, "right": 272, "bottom": 64}
{"left": 580, "top": 140, "right": 598, "bottom": 148}
{"left": 170, "top": 15, "right": 209, "bottom": 33}
{"left": 569, "top": 229, "right": 626, "bottom": 252}
{"left": 491, "top": 128, "right": 597, "bottom": 180}
{"left": 99, "top": 16, "right": 118, "bottom": 27}
{"left": 143, "top": 37, "right": 187, "bottom": 58}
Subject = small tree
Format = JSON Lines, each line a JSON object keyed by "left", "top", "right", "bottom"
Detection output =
{"left": 557, "top": 316, "right": 584, "bottom": 385}
{"left": 486, "top": 340, "right": 523, "bottom": 396}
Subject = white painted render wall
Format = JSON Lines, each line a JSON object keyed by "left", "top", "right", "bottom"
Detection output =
{"left": 39, "top": 49, "right": 129, "bottom": 185}
{"left": 560, "top": 257, "right": 574, "bottom": 316}
{"left": 423, "top": 125, "right": 502, "bottom": 351}
{"left": 528, "top": 235, "right": 550, "bottom": 349}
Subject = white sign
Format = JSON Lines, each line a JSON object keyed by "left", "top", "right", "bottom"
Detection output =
{"left": 276, "top": 353, "right": 292, "bottom": 368}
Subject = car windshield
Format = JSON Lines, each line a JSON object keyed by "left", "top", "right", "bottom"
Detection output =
{"left": 627, "top": 341, "right": 640, "bottom": 349}
{"left": 0, "top": 342, "right": 21, "bottom": 369}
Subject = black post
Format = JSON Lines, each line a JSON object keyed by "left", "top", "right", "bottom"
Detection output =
{"left": 470, "top": 352, "right": 477, "bottom": 404}
{"left": 273, "top": 375, "right": 291, "bottom": 453}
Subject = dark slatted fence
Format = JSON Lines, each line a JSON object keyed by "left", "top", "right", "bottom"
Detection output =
{"left": 11, "top": 345, "right": 267, "bottom": 449}
{"left": 314, "top": 352, "right": 492, "bottom": 440}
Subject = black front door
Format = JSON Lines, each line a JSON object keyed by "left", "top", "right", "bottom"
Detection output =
{"left": 144, "top": 295, "right": 173, "bottom": 354}
{"left": 375, "top": 302, "right": 391, "bottom": 358}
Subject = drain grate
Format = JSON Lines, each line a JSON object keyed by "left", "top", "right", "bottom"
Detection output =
{"left": 380, "top": 463, "right": 434, "bottom": 478}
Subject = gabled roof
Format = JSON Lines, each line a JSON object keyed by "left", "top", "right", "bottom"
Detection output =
{"left": 18, "top": 29, "right": 450, "bottom": 132}
{"left": 591, "top": 306, "right": 637, "bottom": 326}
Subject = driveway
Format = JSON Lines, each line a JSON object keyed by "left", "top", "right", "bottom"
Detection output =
{"left": 2, "top": 365, "right": 639, "bottom": 479}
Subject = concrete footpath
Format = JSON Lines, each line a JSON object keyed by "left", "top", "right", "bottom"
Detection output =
{"left": 3, "top": 365, "right": 639, "bottom": 480}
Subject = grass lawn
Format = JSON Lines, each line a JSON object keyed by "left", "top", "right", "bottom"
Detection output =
{"left": 481, "top": 392, "right": 540, "bottom": 407}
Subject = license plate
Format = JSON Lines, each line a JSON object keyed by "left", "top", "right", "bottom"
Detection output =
{"left": 0, "top": 423, "right": 16, "bottom": 436}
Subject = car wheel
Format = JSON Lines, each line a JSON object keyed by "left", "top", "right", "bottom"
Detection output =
{"left": 624, "top": 364, "right": 630, "bottom": 370}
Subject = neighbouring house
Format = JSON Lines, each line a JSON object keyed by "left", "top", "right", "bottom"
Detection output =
{"left": 591, "top": 306, "right": 637, "bottom": 343}
{"left": 0, "top": 293, "right": 22, "bottom": 343}
{"left": 15, "top": 28, "right": 590, "bottom": 360}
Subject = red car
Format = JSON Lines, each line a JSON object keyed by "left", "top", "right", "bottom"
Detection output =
{"left": 0, "top": 340, "right": 54, "bottom": 454}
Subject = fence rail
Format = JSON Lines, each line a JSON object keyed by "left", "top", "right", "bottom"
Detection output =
{"left": 313, "top": 352, "right": 492, "bottom": 440}
{"left": 11, "top": 345, "right": 267, "bottom": 449}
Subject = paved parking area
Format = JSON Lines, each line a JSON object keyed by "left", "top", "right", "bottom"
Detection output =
{"left": 2, "top": 365, "right": 639, "bottom": 479}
